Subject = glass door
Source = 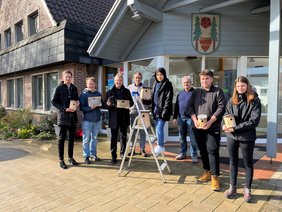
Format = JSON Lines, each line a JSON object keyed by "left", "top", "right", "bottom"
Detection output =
{"left": 168, "top": 57, "right": 237, "bottom": 140}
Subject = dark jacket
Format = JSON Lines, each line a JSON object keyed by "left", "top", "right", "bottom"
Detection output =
{"left": 51, "top": 81, "right": 79, "bottom": 126}
{"left": 173, "top": 88, "right": 194, "bottom": 120}
{"left": 104, "top": 85, "right": 133, "bottom": 129}
{"left": 151, "top": 78, "right": 173, "bottom": 121}
{"left": 188, "top": 85, "right": 225, "bottom": 131}
{"left": 224, "top": 94, "right": 261, "bottom": 141}
{"left": 79, "top": 89, "right": 102, "bottom": 123}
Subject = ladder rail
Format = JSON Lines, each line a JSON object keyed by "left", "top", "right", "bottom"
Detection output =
{"left": 118, "top": 94, "right": 171, "bottom": 182}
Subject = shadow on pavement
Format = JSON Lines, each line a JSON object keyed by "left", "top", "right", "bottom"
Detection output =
{"left": 0, "top": 147, "right": 29, "bottom": 162}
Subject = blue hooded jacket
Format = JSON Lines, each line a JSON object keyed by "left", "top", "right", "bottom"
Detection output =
{"left": 79, "top": 89, "right": 102, "bottom": 122}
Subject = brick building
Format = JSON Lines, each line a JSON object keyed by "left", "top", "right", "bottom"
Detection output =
{"left": 0, "top": 0, "right": 115, "bottom": 127}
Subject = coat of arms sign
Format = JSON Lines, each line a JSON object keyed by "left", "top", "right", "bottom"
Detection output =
{"left": 192, "top": 14, "right": 220, "bottom": 54}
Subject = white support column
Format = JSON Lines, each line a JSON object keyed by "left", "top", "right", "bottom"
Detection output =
{"left": 156, "top": 55, "right": 170, "bottom": 141}
{"left": 98, "top": 66, "right": 103, "bottom": 93}
{"left": 267, "top": 0, "right": 280, "bottom": 159}
{"left": 156, "top": 55, "right": 169, "bottom": 70}
{"left": 237, "top": 56, "right": 248, "bottom": 77}
{"left": 201, "top": 56, "right": 206, "bottom": 70}
{"left": 123, "top": 61, "right": 129, "bottom": 87}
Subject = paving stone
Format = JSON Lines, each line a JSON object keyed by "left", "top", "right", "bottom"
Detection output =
{"left": 0, "top": 139, "right": 281, "bottom": 212}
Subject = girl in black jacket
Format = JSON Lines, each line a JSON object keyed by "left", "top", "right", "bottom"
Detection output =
{"left": 151, "top": 67, "right": 173, "bottom": 155}
{"left": 222, "top": 76, "right": 261, "bottom": 203}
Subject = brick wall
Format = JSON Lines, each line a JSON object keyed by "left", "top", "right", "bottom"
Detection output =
{"left": 0, "top": 62, "right": 100, "bottom": 127}
{"left": 0, "top": 0, "right": 53, "bottom": 49}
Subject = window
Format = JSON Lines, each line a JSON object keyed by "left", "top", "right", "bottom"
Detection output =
{"left": 16, "top": 78, "right": 23, "bottom": 108}
{"left": 46, "top": 73, "right": 58, "bottom": 110}
{"left": 29, "top": 11, "right": 38, "bottom": 36}
{"left": 32, "top": 75, "right": 43, "bottom": 109}
{"left": 4, "top": 28, "right": 11, "bottom": 48}
{"left": 7, "top": 79, "right": 14, "bottom": 107}
{"left": 15, "top": 20, "right": 24, "bottom": 42}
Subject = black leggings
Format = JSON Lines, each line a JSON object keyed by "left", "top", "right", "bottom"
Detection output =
{"left": 227, "top": 137, "right": 255, "bottom": 189}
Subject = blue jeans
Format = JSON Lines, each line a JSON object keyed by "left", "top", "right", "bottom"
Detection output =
{"left": 155, "top": 119, "right": 166, "bottom": 147}
{"left": 82, "top": 120, "right": 101, "bottom": 158}
{"left": 130, "top": 113, "right": 146, "bottom": 149}
{"left": 178, "top": 118, "right": 198, "bottom": 157}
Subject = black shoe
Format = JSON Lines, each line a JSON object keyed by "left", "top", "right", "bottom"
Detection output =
{"left": 140, "top": 149, "right": 147, "bottom": 157}
{"left": 60, "top": 160, "right": 67, "bottom": 169}
{"left": 111, "top": 158, "right": 117, "bottom": 164}
{"left": 127, "top": 150, "right": 135, "bottom": 157}
{"left": 120, "top": 154, "right": 128, "bottom": 161}
{"left": 69, "top": 158, "right": 79, "bottom": 166}
{"left": 85, "top": 157, "right": 90, "bottom": 164}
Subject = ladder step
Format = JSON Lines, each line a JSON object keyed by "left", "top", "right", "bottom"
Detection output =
{"left": 160, "top": 162, "right": 167, "bottom": 171}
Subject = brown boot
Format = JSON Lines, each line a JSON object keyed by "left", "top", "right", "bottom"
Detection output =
{"left": 198, "top": 170, "right": 211, "bottom": 182}
{"left": 211, "top": 175, "right": 220, "bottom": 191}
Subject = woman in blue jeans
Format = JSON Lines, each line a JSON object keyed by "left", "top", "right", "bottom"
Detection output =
{"left": 151, "top": 67, "right": 173, "bottom": 155}
{"left": 79, "top": 77, "right": 102, "bottom": 164}
{"left": 222, "top": 76, "right": 261, "bottom": 203}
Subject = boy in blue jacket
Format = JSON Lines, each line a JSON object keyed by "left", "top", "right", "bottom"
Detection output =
{"left": 79, "top": 77, "right": 102, "bottom": 164}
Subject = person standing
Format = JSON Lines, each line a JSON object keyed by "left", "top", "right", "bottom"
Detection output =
{"left": 79, "top": 77, "right": 102, "bottom": 164}
{"left": 151, "top": 67, "right": 173, "bottom": 155}
{"left": 104, "top": 74, "right": 133, "bottom": 164}
{"left": 188, "top": 69, "right": 225, "bottom": 191}
{"left": 223, "top": 76, "right": 261, "bottom": 203}
{"left": 51, "top": 70, "right": 79, "bottom": 169}
{"left": 173, "top": 76, "right": 198, "bottom": 162}
{"left": 127, "top": 72, "right": 147, "bottom": 157}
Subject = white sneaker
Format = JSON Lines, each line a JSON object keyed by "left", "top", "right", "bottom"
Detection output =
{"left": 191, "top": 155, "right": 198, "bottom": 163}
{"left": 154, "top": 145, "right": 165, "bottom": 156}
{"left": 150, "top": 136, "right": 158, "bottom": 143}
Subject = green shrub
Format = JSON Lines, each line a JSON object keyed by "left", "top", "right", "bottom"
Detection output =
{"left": 16, "top": 126, "right": 36, "bottom": 139}
{"left": 0, "top": 106, "right": 6, "bottom": 119}
{"left": 35, "top": 114, "right": 56, "bottom": 140}
{"left": 0, "top": 109, "right": 57, "bottom": 140}
{"left": 37, "top": 114, "right": 55, "bottom": 133}
{"left": 36, "top": 132, "right": 56, "bottom": 140}
{"left": 0, "top": 108, "right": 35, "bottom": 139}
{"left": 2, "top": 108, "right": 33, "bottom": 129}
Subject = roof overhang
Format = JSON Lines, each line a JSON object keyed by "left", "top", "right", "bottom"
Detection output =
{"left": 87, "top": 0, "right": 269, "bottom": 62}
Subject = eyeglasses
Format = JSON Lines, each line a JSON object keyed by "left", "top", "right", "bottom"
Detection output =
{"left": 183, "top": 81, "right": 191, "bottom": 84}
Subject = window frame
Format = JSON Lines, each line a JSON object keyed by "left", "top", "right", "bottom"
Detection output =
{"left": 4, "top": 28, "right": 12, "bottom": 48}
{"left": 15, "top": 20, "right": 24, "bottom": 43}
{"left": 7, "top": 79, "right": 15, "bottom": 107}
{"left": 28, "top": 11, "right": 39, "bottom": 36}
{"left": 45, "top": 72, "right": 58, "bottom": 111}
{"left": 32, "top": 74, "right": 44, "bottom": 110}
{"left": 15, "top": 78, "right": 24, "bottom": 108}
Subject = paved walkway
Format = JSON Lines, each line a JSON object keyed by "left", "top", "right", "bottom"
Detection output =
{"left": 0, "top": 138, "right": 281, "bottom": 211}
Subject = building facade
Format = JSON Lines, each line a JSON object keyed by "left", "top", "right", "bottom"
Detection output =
{"left": 0, "top": 0, "right": 115, "bottom": 126}
{"left": 88, "top": 0, "right": 282, "bottom": 148}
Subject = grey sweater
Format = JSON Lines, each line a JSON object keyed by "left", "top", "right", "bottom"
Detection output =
{"left": 188, "top": 85, "right": 225, "bottom": 131}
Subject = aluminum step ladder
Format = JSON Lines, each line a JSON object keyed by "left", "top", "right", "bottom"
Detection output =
{"left": 118, "top": 94, "right": 172, "bottom": 183}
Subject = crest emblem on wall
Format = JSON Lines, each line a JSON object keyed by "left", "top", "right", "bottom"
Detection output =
{"left": 192, "top": 14, "right": 220, "bottom": 54}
